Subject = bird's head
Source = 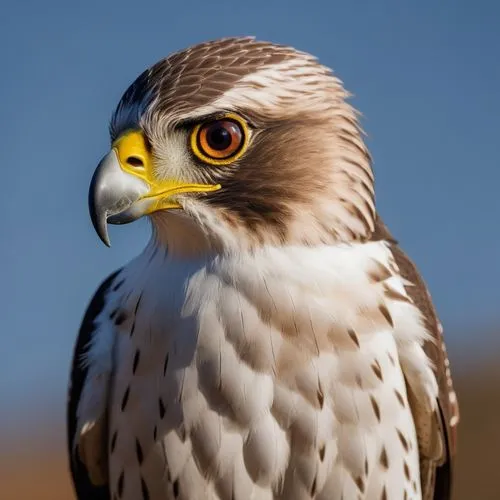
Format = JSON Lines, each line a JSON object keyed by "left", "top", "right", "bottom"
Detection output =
{"left": 89, "top": 37, "right": 375, "bottom": 253}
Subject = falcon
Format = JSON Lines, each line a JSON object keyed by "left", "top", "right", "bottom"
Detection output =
{"left": 67, "top": 37, "right": 459, "bottom": 500}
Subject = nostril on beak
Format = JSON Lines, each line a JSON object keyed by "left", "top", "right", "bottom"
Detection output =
{"left": 126, "top": 156, "right": 144, "bottom": 168}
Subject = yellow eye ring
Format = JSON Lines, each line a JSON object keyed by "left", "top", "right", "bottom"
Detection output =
{"left": 190, "top": 113, "right": 250, "bottom": 165}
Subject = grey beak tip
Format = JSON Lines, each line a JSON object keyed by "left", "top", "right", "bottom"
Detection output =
{"left": 89, "top": 167, "right": 112, "bottom": 247}
{"left": 99, "top": 227, "right": 112, "bottom": 247}
{"left": 89, "top": 208, "right": 112, "bottom": 247}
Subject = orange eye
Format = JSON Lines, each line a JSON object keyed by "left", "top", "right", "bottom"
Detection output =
{"left": 198, "top": 119, "right": 243, "bottom": 158}
{"left": 190, "top": 115, "right": 249, "bottom": 165}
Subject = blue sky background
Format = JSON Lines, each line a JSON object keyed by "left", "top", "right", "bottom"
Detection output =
{"left": 1, "top": 0, "right": 499, "bottom": 438}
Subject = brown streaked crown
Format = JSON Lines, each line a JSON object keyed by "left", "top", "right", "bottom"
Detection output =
{"left": 110, "top": 37, "right": 307, "bottom": 139}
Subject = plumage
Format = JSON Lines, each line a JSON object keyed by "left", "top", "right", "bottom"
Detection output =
{"left": 68, "top": 37, "right": 458, "bottom": 500}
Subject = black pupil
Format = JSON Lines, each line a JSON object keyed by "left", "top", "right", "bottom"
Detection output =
{"left": 206, "top": 123, "right": 234, "bottom": 151}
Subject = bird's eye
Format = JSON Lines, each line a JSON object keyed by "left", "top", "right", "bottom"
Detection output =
{"left": 190, "top": 114, "right": 249, "bottom": 165}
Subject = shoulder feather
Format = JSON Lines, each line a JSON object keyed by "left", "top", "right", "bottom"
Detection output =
{"left": 372, "top": 217, "right": 459, "bottom": 500}
{"left": 67, "top": 270, "right": 122, "bottom": 500}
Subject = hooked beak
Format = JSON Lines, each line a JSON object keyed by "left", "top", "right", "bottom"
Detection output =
{"left": 88, "top": 130, "right": 220, "bottom": 246}
{"left": 88, "top": 149, "right": 149, "bottom": 246}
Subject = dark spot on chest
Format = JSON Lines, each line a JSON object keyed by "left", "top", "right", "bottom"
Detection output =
{"left": 115, "top": 311, "right": 128, "bottom": 326}
{"left": 159, "top": 398, "right": 166, "bottom": 419}
{"left": 163, "top": 353, "right": 169, "bottom": 376}
{"left": 140, "top": 476, "right": 150, "bottom": 500}
{"left": 370, "top": 395, "right": 381, "bottom": 421}
{"left": 110, "top": 430, "right": 118, "bottom": 453}
{"left": 397, "top": 429, "right": 410, "bottom": 452}
{"left": 121, "top": 387, "right": 130, "bottom": 411}
{"left": 379, "top": 447, "right": 389, "bottom": 469}
{"left": 371, "top": 360, "right": 383, "bottom": 381}
{"left": 132, "top": 349, "right": 141, "bottom": 374}
{"left": 135, "top": 438, "right": 144, "bottom": 464}
{"left": 117, "top": 470, "right": 124, "bottom": 497}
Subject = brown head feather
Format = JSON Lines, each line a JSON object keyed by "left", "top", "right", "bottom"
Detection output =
{"left": 110, "top": 37, "right": 374, "bottom": 249}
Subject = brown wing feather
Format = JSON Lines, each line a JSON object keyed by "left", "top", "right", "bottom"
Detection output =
{"left": 372, "top": 217, "right": 459, "bottom": 500}
{"left": 67, "top": 271, "right": 122, "bottom": 500}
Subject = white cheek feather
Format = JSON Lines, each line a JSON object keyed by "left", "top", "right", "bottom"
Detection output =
{"left": 151, "top": 130, "right": 191, "bottom": 182}
{"left": 180, "top": 199, "right": 243, "bottom": 251}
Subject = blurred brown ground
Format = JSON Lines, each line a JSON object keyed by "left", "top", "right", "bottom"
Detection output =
{"left": 1, "top": 357, "right": 499, "bottom": 500}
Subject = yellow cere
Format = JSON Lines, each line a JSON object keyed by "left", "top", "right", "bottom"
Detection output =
{"left": 112, "top": 130, "right": 151, "bottom": 181}
{"left": 112, "top": 130, "right": 221, "bottom": 212}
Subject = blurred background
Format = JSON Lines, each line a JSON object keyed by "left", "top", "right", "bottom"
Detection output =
{"left": 1, "top": 0, "right": 499, "bottom": 498}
